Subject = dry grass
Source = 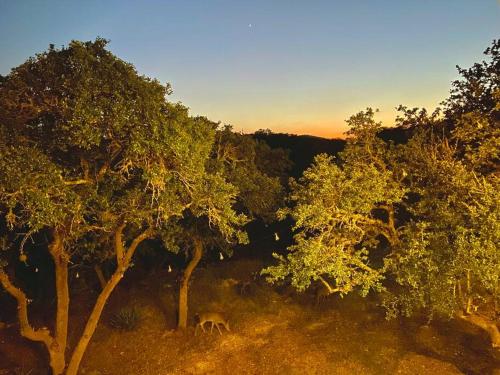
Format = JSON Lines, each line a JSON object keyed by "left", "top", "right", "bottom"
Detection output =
{"left": 1, "top": 258, "right": 498, "bottom": 374}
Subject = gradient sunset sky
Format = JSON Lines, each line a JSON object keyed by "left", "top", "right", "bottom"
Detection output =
{"left": 1, "top": 1, "right": 499, "bottom": 138}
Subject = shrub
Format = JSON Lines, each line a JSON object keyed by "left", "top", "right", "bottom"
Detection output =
{"left": 109, "top": 306, "right": 141, "bottom": 330}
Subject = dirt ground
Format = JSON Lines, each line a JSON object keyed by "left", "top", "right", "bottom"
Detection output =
{"left": 1, "top": 258, "right": 499, "bottom": 375}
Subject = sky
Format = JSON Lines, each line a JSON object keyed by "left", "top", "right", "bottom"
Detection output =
{"left": 1, "top": 1, "right": 499, "bottom": 138}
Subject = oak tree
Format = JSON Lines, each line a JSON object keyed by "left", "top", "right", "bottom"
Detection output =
{"left": 263, "top": 109, "right": 406, "bottom": 297}
{"left": 175, "top": 126, "right": 289, "bottom": 329}
{"left": 0, "top": 39, "right": 216, "bottom": 374}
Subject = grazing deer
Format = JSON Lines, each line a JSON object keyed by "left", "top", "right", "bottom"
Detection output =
{"left": 315, "top": 283, "right": 333, "bottom": 305}
{"left": 195, "top": 312, "right": 230, "bottom": 335}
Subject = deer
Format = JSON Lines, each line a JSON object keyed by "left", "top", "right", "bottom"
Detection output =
{"left": 315, "top": 278, "right": 338, "bottom": 306}
{"left": 194, "top": 312, "right": 230, "bottom": 335}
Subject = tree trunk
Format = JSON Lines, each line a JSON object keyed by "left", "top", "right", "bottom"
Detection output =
{"left": 66, "top": 226, "right": 152, "bottom": 375}
{"left": 49, "top": 230, "right": 69, "bottom": 375}
{"left": 177, "top": 237, "right": 203, "bottom": 330}
{"left": 0, "top": 229, "right": 69, "bottom": 375}
{"left": 94, "top": 264, "right": 107, "bottom": 290}
{"left": 1, "top": 221, "right": 152, "bottom": 375}
{"left": 48, "top": 349, "right": 66, "bottom": 375}
{"left": 65, "top": 270, "right": 123, "bottom": 375}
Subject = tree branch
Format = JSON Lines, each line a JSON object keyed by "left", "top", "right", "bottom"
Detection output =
{"left": 0, "top": 269, "right": 53, "bottom": 347}
{"left": 62, "top": 179, "right": 92, "bottom": 186}
{"left": 80, "top": 157, "right": 90, "bottom": 181}
{"left": 123, "top": 227, "right": 155, "bottom": 265}
{"left": 96, "top": 162, "right": 109, "bottom": 182}
{"left": 114, "top": 222, "right": 127, "bottom": 265}
{"left": 317, "top": 275, "right": 340, "bottom": 294}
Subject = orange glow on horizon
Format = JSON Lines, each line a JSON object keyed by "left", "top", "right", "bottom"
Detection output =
{"left": 231, "top": 108, "right": 403, "bottom": 140}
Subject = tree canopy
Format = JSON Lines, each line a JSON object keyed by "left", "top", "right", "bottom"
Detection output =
{"left": 263, "top": 109, "right": 406, "bottom": 296}
{"left": 1, "top": 36, "right": 499, "bottom": 375}
{"left": 0, "top": 38, "right": 259, "bottom": 374}
{"left": 263, "top": 40, "right": 500, "bottom": 348}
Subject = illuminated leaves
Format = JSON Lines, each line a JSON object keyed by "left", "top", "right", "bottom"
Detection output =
{"left": 264, "top": 133, "right": 405, "bottom": 296}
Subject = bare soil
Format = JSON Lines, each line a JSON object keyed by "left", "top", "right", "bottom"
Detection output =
{"left": 1, "top": 258, "right": 499, "bottom": 374}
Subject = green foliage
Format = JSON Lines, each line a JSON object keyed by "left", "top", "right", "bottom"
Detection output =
{"left": 0, "top": 38, "right": 220, "bottom": 263}
{"left": 213, "top": 126, "right": 289, "bottom": 223}
{"left": 0, "top": 138, "right": 82, "bottom": 233}
{"left": 452, "top": 110, "right": 500, "bottom": 173}
{"left": 171, "top": 125, "right": 290, "bottom": 260}
{"left": 264, "top": 39, "right": 500, "bottom": 326}
{"left": 263, "top": 154, "right": 401, "bottom": 295}
{"left": 382, "top": 40, "right": 500, "bottom": 319}
{"left": 445, "top": 39, "right": 500, "bottom": 173}
{"left": 341, "top": 108, "right": 388, "bottom": 168}
{"left": 264, "top": 109, "right": 406, "bottom": 296}
{"left": 386, "top": 135, "right": 500, "bottom": 318}
{"left": 395, "top": 105, "right": 442, "bottom": 130}
{"left": 0, "top": 37, "right": 280, "bottom": 373}
{"left": 190, "top": 170, "right": 249, "bottom": 243}
{"left": 109, "top": 306, "right": 141, "bottom": 331}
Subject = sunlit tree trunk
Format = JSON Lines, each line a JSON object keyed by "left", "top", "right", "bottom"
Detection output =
{"left": 465, "top": 270, "right": 473, "bottom": 314}
{"left": 177, "top": 237, "right": 203, "bottom": 330}
{"left": 66, "top": 270, "right": 123, "bottom": 374}
{"left": 0, "top": 229, "right": 68, "bottom": 375}
{"left": 94, "top": 264, "right": 107, "bottom": 290}
{"left": 49, "top": 230, "right": 69, "bottom": 374}
{"left": 494, "top": 284, "right": 499, "bottom": 317}
{"left": 378, "top": 204, "right": 400, "bottom": 247}
{"left": 66, "top": 224, "right": 152, "bottom": 375}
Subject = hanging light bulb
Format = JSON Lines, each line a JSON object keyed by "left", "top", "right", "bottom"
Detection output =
{"left": 219, "top": 252, "right": 224, "bottom": 260}
{"left": 274, "top": 232, "right": 280, "bottom": 241}
{"left": 19, "top": 252, "right": 28, "bottom": 264}
{"left": 168, "top": 265, "right": 172, "bottom": 273}
{"left": 76, "top": 272, "right": 80, "bottom": 279}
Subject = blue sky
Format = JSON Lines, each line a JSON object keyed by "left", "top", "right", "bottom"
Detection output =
{"left": 1, "top": 1, "right": 499, "bottom": 137}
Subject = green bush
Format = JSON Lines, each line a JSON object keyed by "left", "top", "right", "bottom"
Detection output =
{"left": 109, "top": 306, "right": 141, "bottom": 331}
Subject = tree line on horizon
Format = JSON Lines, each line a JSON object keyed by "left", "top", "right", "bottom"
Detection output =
{"left": 0, "top": 38, "right": 498, "bottom": 374}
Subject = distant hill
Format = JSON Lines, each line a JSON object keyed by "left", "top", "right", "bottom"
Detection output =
{"left": 252, "top": 127, "right": 412, "bottom": 178}
{"left": 252, "top": 132, "right": 345, "bottom": 177}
